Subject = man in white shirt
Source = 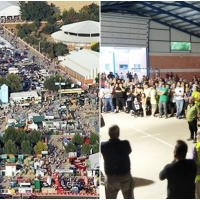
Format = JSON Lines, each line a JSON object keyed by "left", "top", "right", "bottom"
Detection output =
{"left": 174, "top": 82, "right": 184, "bottom": 119}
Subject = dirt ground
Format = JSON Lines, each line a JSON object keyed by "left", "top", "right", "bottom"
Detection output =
{"left": 47, "top": 1, "right": 99, "bottom": 12}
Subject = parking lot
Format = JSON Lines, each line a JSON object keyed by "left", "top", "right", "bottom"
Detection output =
{"left": 0, "top": 31, "right": 100, "bottom": 197}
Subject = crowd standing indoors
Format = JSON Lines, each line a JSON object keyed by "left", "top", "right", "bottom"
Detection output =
{"left": 101, "top": 71, "right": 200, "bottom": 142}
{"left": 101, "top": 71, "right": 200, "bottom": 199}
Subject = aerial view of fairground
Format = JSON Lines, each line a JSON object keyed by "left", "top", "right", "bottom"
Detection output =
{"left": 0, "top": 1, "right": 99, "bottom": 199}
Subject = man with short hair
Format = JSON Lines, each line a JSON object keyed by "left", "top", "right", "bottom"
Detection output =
{"left": 101, "top": 125, "right": 134, "bottom": 199}
{"left": 159, "top": 140, "right": 197, "bottom": 199}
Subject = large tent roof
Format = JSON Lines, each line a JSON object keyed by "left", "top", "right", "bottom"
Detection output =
{"left": 101, "top": 1, "right": 200, "bottom": 38}
{"left": 0, "top": 1, "right": 20, "bottom": 17}
{"left": 0, "top": 1, "right": 18, "bottom": 11}
{"left": 51, "top": 30, "right": 99, "bottom": 44}
{"left": 60, "top": 49, "right": 99, "bottom": 77}
{"left": 60, "top": 20, "right": 100, "bottom": 34}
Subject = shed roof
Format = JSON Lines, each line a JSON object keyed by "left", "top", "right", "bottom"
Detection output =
{"left": 60, "top": 49, "right": 99, "bottom": 77}
{"left": 33, "top": 116, "right": 45, "bottom": 123}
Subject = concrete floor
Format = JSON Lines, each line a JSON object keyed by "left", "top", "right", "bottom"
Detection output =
{"left": 100, "top": 112, "right": 197, "bottom": 199}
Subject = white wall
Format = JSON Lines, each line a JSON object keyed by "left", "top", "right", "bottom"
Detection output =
{"left": 101, "top": 13, "right": 149, "bottom": 47}
{"left": 149, "top": 21, "right": 200, "bottom": 53}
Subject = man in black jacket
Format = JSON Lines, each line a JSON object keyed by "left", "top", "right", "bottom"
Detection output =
{"left": 159, "top": 140, "right": 197, "bottom": 199}
{"left": 101, "top": 125, "right": 134, "bottom": 199}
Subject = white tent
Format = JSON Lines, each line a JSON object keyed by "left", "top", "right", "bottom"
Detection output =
{"left": 51, "top": 31, "right": 99, "bottom": 45}
{"left": 0, "top": 2, "right": 20, "bottom": 18}
{"left": 51, "top": 20, "right": 100, "bottom": 45}
{"left": 61, "top": 20, "right": 99, "bottom": 35}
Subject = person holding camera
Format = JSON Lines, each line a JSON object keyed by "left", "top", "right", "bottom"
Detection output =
{"left": 174, "top": 81, "right": 184, "bottom": 119}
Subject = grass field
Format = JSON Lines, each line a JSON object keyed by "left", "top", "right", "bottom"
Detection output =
{"left": 48, "top": 1, "right": 99, "bottom": 12}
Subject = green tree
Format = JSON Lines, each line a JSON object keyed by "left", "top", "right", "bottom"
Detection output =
{"left": 15, "top": 130, "right": 27, "bottom": 147}
{"left": 89, "top": 132, "right": 99, "bottom": 145}
{"left": 19, "top": 1, "right": 54, "bottom": 22}
{"left": 62, "top": 7, "right": 78, "bottom": 24}
{"left": 78, "top": 3, "right": 99, "bottom": 22}
{"left": 65, "top": 142, "right": 76, "bottom": 153}
{"left": 28, "top": 130, "right": 42, "bottom": 146}
{"left": 78, "top": 6, "right": 90, "bottom": 21}
{"left": 3, "top": 127, "right": 17, "bottom": 143}
{"left": 91, "top": 143, "right": 99, "bottom": 154}
{"left": 88, "top": 3, "right": 99, "bottom": 21}
{"left": 44, "top": 75, "right": 65, "bottom": 91}
{"left": 21, "top": 141, "right": 32, "bottom": 154}
{"left": 53, "top": 13, "right": 62, "bottom": 21}
{"left": 5, "top": 74, "right": 22, "bottom": 92}
{"left": 91, "top": 42, "right": 99, "bottom": 52}
{"left": 72, "top": 133, "right": 84, "bottom": 146}
{"left": 54, "top": 43, "right": 68, "bottom": 56}
{"left": 81, "top": 144, "right": 90, "bottom": 155}
{"left": 4, "top": 140, "right": 18, "bottom": 154}
{"left": 34, "top": 141, "right": 48, "bottom": 154}
{"left": 47, "top": 16, "right": 56, "bottom": 24}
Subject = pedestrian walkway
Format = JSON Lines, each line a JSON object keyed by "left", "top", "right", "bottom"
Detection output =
{"left": 100, "top": 113, "right": 196, "bottom": 199}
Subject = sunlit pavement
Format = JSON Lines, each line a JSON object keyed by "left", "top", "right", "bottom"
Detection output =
{"left": 100, "top": 112, "right": 196, "bottom": 199}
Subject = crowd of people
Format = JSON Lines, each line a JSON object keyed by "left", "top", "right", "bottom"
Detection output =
{"left": 100, "top": 71, "right": 200, "bottom": 120}
{"left": 101, "top": 71, "right": 200, "bottom": 199}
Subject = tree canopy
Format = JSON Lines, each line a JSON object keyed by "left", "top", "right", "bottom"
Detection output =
{"left": 65, "top": 142, "right": 76, "bottom": 153}
{"left": 3, "top": 127, "right": 42, "bottom": 154}
{"left": 44, "top": 75, "right": 66, "bottom": 91}
{"left": 91, "top": 42, "right": 99, "bottom": 52}
{"left": 19, "top": 1, "right": 55, "bottom": 22}
{"left": 21, "top": 141, "right": 32, "bottom": 154}
{"left": 0, "top": 74, "right": 22, "bottom": 93}
{"left": 27, "top": 130, "right": 42, "bottom": 146}
{"left": 4, "top": 139, "right": 18, "bottom": 154}
{"left": 34, "top": 141, "right": 48, "bottom": 154}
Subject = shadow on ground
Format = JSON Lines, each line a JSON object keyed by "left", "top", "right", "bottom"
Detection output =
{"left": 101, "top": 176, "right": 154, "bottom": 188}
{"left": 133, "top": 177, "right": 154, "bottom": 188}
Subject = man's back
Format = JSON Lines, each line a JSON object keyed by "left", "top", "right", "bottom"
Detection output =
{"left": 159, "top": 159, "right": 197, "bottom": 199}
{"left": 101, "top": 139, "right": 131, "bottom": 176}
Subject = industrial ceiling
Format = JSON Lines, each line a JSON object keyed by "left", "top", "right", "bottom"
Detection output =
{"left": 101, "top": 1, "right": 200, "bottom": 38}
